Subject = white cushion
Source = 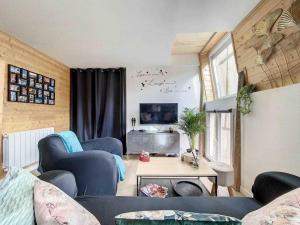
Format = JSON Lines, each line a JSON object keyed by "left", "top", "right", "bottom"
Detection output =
{"left": 242, "top": 188, "right": 300, "bottom": 224}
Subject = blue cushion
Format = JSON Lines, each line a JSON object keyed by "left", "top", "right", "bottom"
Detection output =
{"left": 115, "top": 210, "right": 241, "bottom": 225}
{"left": 0, "top": 167, "right": 38, "bottom": 225}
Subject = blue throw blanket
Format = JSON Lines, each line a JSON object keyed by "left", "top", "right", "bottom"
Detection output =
{"left": 113, "top": 154, "right": 125, "bottom": 182}
{"left": 53, "top": 131, "right": 125, "bottom": 182}
{"left": 53, "top": 131, "right": 83, "bottom": 153}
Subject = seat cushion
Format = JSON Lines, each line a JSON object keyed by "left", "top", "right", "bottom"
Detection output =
{"left": 76, "top": 196, "right": 262, "bottom": 225}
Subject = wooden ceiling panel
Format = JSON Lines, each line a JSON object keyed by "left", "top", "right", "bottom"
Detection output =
{"left": 172, "top": 32, "right": 215, "bottom": 54}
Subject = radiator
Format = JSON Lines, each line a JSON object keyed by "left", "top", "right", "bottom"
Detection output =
{"left": 3, "top": 127, "right": 54, "bottom": 170}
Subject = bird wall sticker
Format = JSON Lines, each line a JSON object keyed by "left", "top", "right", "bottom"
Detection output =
{"left": 134, "top": 68, "right": 192, "bottom": 93}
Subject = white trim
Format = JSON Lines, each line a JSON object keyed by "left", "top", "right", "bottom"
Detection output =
{"left": 209, "top": 33, "right": 232, "bottom": 59}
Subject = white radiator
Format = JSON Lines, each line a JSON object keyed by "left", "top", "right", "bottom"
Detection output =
{"left": 3, "top": 127, "right": 54, "bottom": 170}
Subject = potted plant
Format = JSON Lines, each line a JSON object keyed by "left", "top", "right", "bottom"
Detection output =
{"left": 177, "top": 108, "right": 206, "bottom": 167}
{"left": 237, "top": 84, "right": 256, "bottom": 115}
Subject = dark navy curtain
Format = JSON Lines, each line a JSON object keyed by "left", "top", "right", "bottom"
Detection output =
{"left": 70, "top": 68, "right": 126, "bottom": 154}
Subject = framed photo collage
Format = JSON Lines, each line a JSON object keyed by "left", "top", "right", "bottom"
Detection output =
{"left": 8, "top": 65, "right": 55, "bottom": 105}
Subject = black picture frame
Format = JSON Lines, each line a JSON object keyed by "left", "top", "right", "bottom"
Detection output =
{"left": 7, "top": 64, "right": 56, "bottom": 105}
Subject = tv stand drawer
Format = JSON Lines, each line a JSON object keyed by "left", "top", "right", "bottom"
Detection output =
{"left": 126, "top": 131, "right": 180, "bottom": 155}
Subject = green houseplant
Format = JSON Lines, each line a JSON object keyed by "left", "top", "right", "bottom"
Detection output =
{"left": 237, "top": 84, "right": 256, "bottom": 115}
{"left": 177, "top": 108, "right": 206, "bottom": 167}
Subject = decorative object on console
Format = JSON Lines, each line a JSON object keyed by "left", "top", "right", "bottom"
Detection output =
{"left": 177, "top": 108, "right": 205, "bottom": 167}
{"left": 237, "top": 84, "right": 256, "bottom": 115}
{"left": 8, "top": 65, "right": 55, "bottom": 105}
{"left": 131, "top": 117, "right": 136, "bottom": 130}
{"left": 139, "top": 150, "right": 150, "bottom": 162}
{"left": 181, "top": 152, "right": 199, "bottom": 164}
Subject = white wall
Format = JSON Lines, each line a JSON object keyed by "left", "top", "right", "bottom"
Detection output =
{"left": 241, "top": 83, "right": 300, "bottom": 196}
{"left": 126, "top": 65, "right": 200, "bottom": 152}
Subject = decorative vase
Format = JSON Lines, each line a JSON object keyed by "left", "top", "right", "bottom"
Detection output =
{"left": 187, "top": 136, "right": 199, "bottom": 168}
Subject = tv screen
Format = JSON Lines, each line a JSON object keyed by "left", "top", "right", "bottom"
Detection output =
{"left": 140, "top": 103, "right": 178, "bottom": 124}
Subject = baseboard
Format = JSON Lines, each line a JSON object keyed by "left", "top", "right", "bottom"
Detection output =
{"left": 240, "top": 186, "right": 253, "bottom": 197}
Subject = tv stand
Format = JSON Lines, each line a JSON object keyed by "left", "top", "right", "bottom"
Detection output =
{"left": 126, "top": 130, "right": 180, "bottom": 155}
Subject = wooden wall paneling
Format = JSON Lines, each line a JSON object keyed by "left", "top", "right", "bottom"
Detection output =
{"left": 0, "top": 59, "right": 5, "bottom": 177}
{"left": 0, "top": 31, "right": 70, "bottom": 175}
{"left": 199, "top": 54, "right": 215, "bottom": 101}
{"left": 232, "top": 0, "right": 300, "bottom": 91}
{"left": 233, "top": 70, "right": 246, "bottom": 192}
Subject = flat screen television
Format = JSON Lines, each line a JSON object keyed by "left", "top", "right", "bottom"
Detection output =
{"left": 140, "top": 103, "right": 178, "bottom": 125}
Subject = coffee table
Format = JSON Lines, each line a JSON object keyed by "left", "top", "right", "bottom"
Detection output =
{"left": 136, "top": 157, "right": 218, "bottom": 196}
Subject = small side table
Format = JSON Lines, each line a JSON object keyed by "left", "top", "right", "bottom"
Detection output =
{"left": 208, "top": 162, "right": 234, "bottom": 196}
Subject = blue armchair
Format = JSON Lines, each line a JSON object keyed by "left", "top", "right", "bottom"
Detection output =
{"left": 38, "top": 136, "right": 123, "bottom": 196}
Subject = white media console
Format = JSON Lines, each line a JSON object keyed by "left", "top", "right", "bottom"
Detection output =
{"left": 126, "top": 130, "right": 180, "bottom": 155}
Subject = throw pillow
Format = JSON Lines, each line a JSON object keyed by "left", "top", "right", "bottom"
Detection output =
{"left": 0, "top": 167, "right": 38, "bottom": 225}
{"left": 34, "top": 180, "right": 100, "bottom": 225}
{"left": 115, "top": 210, "right": 241, "bottom": 225}
{"left": 242, "top": 188, "right": 300, "bottom": 224}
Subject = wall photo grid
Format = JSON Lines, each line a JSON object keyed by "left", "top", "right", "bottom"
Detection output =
{"left": 8, "top": 65, "right": 55, "bottom": 105}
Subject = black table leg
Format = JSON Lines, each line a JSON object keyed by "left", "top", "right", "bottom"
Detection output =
{"left": 136, "top": 176, "right": 139, "bottom": 196}
{"left": 215, "top": 176, "right": 218, "bottom": 196}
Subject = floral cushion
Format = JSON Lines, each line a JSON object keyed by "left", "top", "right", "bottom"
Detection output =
{"left": 34, "top": 180, "right": 100, "bottom": 225}
{"left": 115, "top": 210, "right": 241, "bottom": 225}
{"left": 242, "top": 188, "right": 300, "bottom": 224}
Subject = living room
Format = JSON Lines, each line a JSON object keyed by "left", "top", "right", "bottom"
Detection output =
{"left": 0, "top": 0, "right": 300, "bottom": 225}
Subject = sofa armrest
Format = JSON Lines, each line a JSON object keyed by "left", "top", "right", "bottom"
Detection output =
{"left": 56, "top": 150, "right": 118, "bottom": 196}
{"left": 38, "top": 170, "right": 78, "bottom": 198}
{"left": 81, "top": 137, "right": 123, "bottom": 157}
{"left": 252, "top": 171, "right": 300, "bottom": 205}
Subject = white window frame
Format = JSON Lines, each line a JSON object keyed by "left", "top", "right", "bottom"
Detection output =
{"left": 209, "top": 33, "right": 237, "bottom": 99}
{"left": 205, "top": 110, "right": 234, "bottom": 166}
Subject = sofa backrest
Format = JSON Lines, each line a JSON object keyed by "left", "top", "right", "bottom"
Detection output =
{"left": 38, "top": 135, "right": 68, "bottom": 172}
{"left": 252, "top": 171, "right": 300, "bottom": 205}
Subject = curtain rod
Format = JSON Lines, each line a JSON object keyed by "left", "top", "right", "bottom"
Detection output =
{"left": 206, "top": 109, "right": 233, "bottom": 113}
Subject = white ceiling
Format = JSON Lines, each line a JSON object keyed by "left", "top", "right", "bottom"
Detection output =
{"left": 0, "top": 0, "right": 260, "bottom": 68}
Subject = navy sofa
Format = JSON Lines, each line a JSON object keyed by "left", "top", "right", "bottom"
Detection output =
{"left": 39, "top": 170, "right": 300, "bottom": 225}
{"left": 38, "top": 136, "right": 123, "bottom": 196}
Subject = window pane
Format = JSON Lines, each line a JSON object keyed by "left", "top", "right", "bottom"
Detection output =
{"left": 211, "top": 39, "right": 238, "bottom": 98}
{"left": 206, "top": 113, "right": 218, "bottom": 161}
{"left": 205, "top": 112, "right": 232, "bottom": 166}
{"left": 219, "top": 113, "right": 231, "bottom": 165}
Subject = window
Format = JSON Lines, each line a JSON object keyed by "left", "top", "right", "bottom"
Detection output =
{"left": 210, "top": 35, "right": 238, "bottom": 98}
{"left": 205, "top": 111, "right": 233, "bottom": 165}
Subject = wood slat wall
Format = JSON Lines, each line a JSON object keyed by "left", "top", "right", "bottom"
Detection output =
{"left": 0, "top": 31, "right": 70, "bottom": 176}
{"left": 232, "top": 0, "right": 300, "bottom": 91}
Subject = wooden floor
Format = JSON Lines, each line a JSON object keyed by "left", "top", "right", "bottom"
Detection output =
{"left": 117, "top": 156, "right": 243, "bottom": 197}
